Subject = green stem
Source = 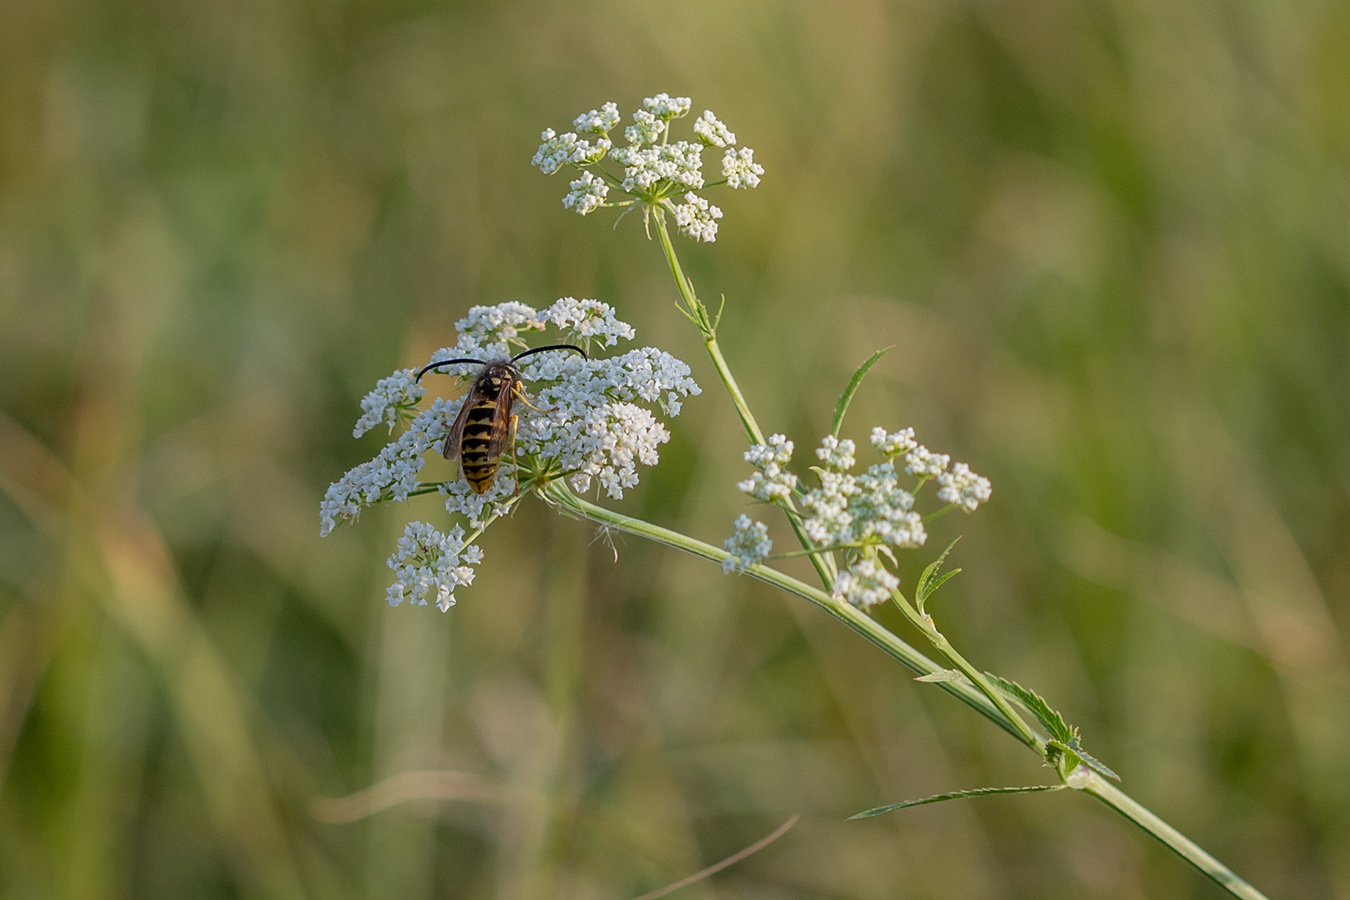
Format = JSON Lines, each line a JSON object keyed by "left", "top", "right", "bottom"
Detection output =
{"left": 651, "top": 209, "right": 764, "bottom": 446}
{"left": 891, "top": 594, "right": 1040, "bottom": 749}
{"left": 651, "top": 209, "right": 839, "bottom": 585}
{"left": 537, "top": 481, "right": 1271, "bottom": 900}
{"left": 1084, "top": 774, "right": 1271, "bottom": 900}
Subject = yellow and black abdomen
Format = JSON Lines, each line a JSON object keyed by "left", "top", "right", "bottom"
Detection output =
{"left": 458, "top": 398, "right": 507, "bottom": 493}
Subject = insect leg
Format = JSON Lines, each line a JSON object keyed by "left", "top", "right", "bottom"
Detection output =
{"left": 508, "top": 413, "right": 520, "bottom": 497}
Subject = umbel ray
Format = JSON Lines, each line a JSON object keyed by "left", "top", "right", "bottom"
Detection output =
{"left": 416, "top": 343, "right": 587, "bottom": 495}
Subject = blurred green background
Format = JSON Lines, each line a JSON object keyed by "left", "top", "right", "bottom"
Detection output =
{"left": 2, "top": 0, "right": 1348, "bottom": 897}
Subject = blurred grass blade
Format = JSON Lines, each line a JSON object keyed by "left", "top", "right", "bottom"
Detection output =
{"left": 629, "top": 814, "right": 799, "bottom": 900}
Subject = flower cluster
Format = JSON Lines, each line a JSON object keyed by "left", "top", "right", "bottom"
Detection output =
{"left": 725, "top": 427, "right": 991, "bottom": 609}
{"left": 352, "top": 368, "right": 425, "bottom": 437}
{"left": 322, "top": 299, "right": 700, "bottom": 608}
{"left": 937, "top": 462, "right": 993, "bottom": 512}
{"left": 386, "top": 522, "right": 483, "bottom": 611}
{"left": 800, "top": 438, "right": 926, "bottom": 551}
{"left": 532, "top": 93, "right": 764, "bottom": 242}
{"left": 830, "top": 558, "right": 899, "bottom": 610}
{"left": 737, "top": 434, "right": 798, "bottom": 502}
{"left": 722, "top": 515, "right": 772, "bottom": 573}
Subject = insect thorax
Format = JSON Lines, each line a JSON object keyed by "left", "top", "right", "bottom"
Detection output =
{"left": 473, "top": 363, "right": 516, "bottom": 399}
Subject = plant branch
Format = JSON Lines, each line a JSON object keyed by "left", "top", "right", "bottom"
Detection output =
{"left": 537, "top": 481, "right": 1272, "bottom": 900}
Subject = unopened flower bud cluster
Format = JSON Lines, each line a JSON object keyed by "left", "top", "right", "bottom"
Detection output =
{"left": 322, "top": 298, "right": 699, "bottom": 610}
{"left": 726, "top": 428, "right": 991, "bottom": 610}
{"left": 722, "top": 515, "right": 772, "bottom": 573}
{"left": 533, "top": 93, "right": 765, "bottom": 243}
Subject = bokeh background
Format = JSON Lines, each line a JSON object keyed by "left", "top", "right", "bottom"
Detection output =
{"left": 2, "top": 0, "right": 1348, "bottom": 897}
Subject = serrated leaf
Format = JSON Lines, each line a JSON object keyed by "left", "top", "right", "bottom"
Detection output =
{"left": 915, "top": 669, "right": 969, "bottom": 684}
{"left": 915, "top": 537, "right": 961, "bottom": 613}
{"left": 986, "top": 674, "right": 1074, "bottom": 743}
{"left": 849, "top": 784, "right": 1063, "bottom": 819}
{"left": 1071, "top": 745, "right": 1121, "bottom": 782}
{"left": 831, "top": 347, "right": 892, "bottom": 438}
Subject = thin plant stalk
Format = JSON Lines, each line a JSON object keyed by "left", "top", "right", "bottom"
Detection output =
{"left": 633, "top": 220, "right": 1271, "bottom": 900}
{"left": 539, "top": 482, "right": 1270, "bottom": 900}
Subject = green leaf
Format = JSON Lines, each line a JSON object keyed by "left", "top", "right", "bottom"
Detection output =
{"left": 915, "top": 669, "right": 969, "bottom": 684}
{"left": 849, "top": 784, "right": 1064, "bottom": 819}
{"left": 915, "top": 537, "right": 962, "bottom": 614}
{"left": 831, "top": 347, "right": 892, "bottom": 438}
{"left": 986, "top": 674, "right": 1075, "bottom": 743}
{"left": 1069, "top": 742, "right": 1121, "bottom": 782}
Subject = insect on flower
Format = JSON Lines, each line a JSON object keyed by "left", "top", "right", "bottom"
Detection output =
{"left": 417, "top": 344, "right": 587, "bottom": 495}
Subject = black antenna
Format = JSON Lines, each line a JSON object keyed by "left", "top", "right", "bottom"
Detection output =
{"left": 510, "top": 343, "right": 588, "bottom": 363}
{"left": 416, "top": 344, "right": 587, "bottom": 381}
{"left": 416, "top": 357, "right": 486, "bottom": 381}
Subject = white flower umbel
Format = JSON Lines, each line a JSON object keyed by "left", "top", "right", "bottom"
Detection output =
{"left": 321, "top": 399, "right": 453, "bottom": 537}
{"left": 673, "top": 193, "right": 722, "bottom": 243}
{"left": 569, "top": 136, "right": 612, "bottom": 166}
{"left": 722, "top": 147, "right": 763, "bottom": 189}
{"left": 936, "top": 462, "right": 992, "bottom": 512}
{"left": 563, "top": 170, "right": 609, "bottom": 215}
{"left": 574, "top": 102, "right": 620, "bottom": 134}
{"left": 353, "top": 368, "right": 424, "bottom": 437}
{"left": 531, "top": 129, "right": 577, "bottom": 175}
{"left": 322, "top": 299, "right": 700, "bottom": 607}
{"left": 832, "top": 557, "right": 900, "bottom": 609}
{"left": 624, "top": 109, "right": 666, "bottom": 148}
{"left": 870, "top": 426, "right": 917, "bottom": 458}
{"left": 723, "top": 515, "right": 771, "bottom": 573}
{"left": 738, "top": 434, "right": 798, "bottom": 502}
{"left": 386, "top": 521, "right": 484, "bottom": 611}
{"left": 532, "top": 93, "right": 762, "bottom": 241}
{"left": 815, "top": 435, "right": 857, "bottom": 472}
{"left": 693, "top": 110, "right": 735, "bottom": 148}
{"left": 905, "top": 445, "right": 951, "bottom": 479}
{"left": 643, "top": 92, "right": 692, "bottom": 119}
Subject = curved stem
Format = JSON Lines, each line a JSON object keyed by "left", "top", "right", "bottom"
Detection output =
{"left": 537, "top": 481, "right": 1272, "bottom": 900}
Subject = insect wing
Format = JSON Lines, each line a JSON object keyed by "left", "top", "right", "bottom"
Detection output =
{"left": 481, "top": 377, "right": 518, "bottom": 464}
{"left": 443, "top": 390, "right": 476, "bottom": 465}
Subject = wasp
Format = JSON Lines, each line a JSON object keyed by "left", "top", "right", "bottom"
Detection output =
{"left": 416, "top": 344, "right": 587, "bottom": 495}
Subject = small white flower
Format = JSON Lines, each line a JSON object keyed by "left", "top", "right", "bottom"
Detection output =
{"left": 799, "top": 447, "right": 925, "bottom": 551}
{"left": 321, "top": 399, "right": 453, "bottom": 536}
{"left": 386, "top": 521, "right": 481, "bottom": 611}
{"left": 722, "top": 146, "right": 763, "bottom": 189}
{"left": 904, "top": 445, "right": 950, "bottom": 479}
{"left": 532, "top": 129, "right": 577, "bottom": 175}
{"left": 870, "top": 426, "right": 917, "bottom": 458}
{"left": 832, "top": 558, "right": 900, "bottom": 609}
{"left": 643, "top": 92, "right": 692, "bottom": 119}
{"left": 353, "top": 368, "right": 424, "bottom": 437}
{"left": 815, "top": 436, "right": 856, "bottom": 472}
{"left": 672, "top": 192, "right": 722, "bottom": 242}
{"left": 569, "top": 136, "right": 612, "bottom": 166}
{"left": 738, "top": 435, "right": 798, "bottom": 503}
{"left": 693, "top": 110, "right": 735, "bottom": 148}
{"left": 611, "top": 142, "right": 705, "bottom": 194}
{"left": 624, "top": 109, "right": 665, "bottom": 148}
{"left": 563, "top": 171, "right": 609, "bottom": 215}
{"left": 936, "top": 462, "right": 992, "bottom": 512}
{"left": 539, "top": 297, "right": 637, "bottom": 347}
{"left": 573, "top": 102, "right": 620, "bottom": 134}
{"left": 723, "top": 514, "right": 772, "bottom": 573}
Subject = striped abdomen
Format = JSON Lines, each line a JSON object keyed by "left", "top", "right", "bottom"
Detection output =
{"left": 459, "top": 397, "right": 508, "bottom": 493}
